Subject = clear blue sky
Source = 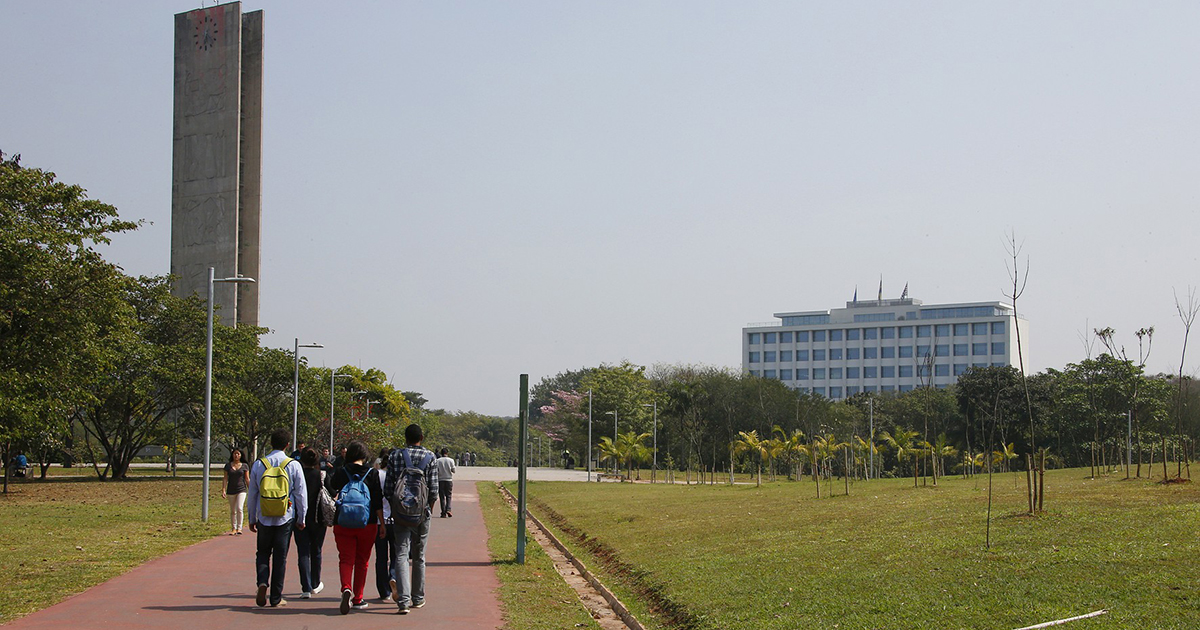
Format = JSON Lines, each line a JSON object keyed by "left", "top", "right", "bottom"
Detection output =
{"left": 4, "top": 1, "right": 1198, "bottom": 414}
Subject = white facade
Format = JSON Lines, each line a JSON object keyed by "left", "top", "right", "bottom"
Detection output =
{"left": 742, "top": 297, "right": 1029, "bottom": 399}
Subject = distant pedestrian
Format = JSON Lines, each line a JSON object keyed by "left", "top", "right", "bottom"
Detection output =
{"left": 319, "top": 447, "right": 334, "bottom": 482}
{"left": 328, "top": 440, "right": 385, "bottom": 614}
{"left": 290, "top": 440, "right": 306, "bottom": 460}
{"left": 247, "top": 428, "right": 308, "bottom": 608}
{"left": 470, "top": 451, "right": 478, "bottom": 466}
{"left": 434, "top": 447, "right": 456, "bottom": 518}
{"left": 221, "top": 448, "right": 250, "bottom": 535}
{"left": 295, "top": 448, "right": 327, "bottom": 599}
{"left": 373, "top": 448, "right": 397, "bottom": 600}
{"left": 384, "top": 423, "right": 437, "bottom": 614}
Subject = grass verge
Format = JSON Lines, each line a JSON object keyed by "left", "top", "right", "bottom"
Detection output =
{"left": 477, "top": 480, "right": 602, "bottom": 630}
{"left": 0, "top": 477, "right": 220, "bottom": 623}
{"left": 524, "top": 468, "right": 1200, "bottom": 630}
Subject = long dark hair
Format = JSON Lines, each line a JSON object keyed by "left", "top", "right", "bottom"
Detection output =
{"left": 300, "top": 447, "right": 319, "bottom": 469}
{"left": 344, "top": 440, "right": 368, "bottom": 464}
{"left": 228, "top": 448, "right": 244, "bottom": 464}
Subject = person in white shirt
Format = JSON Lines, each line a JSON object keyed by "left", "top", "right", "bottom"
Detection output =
{"left": 433, "top": 448, "right": 456, "bottom": 518}
{"left": 247, "top": 428, "right": 308, "bottom": 608}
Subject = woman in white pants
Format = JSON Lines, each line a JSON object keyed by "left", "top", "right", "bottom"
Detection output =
{"left": 222, "top": 448, "right": 250, "bottom": 535}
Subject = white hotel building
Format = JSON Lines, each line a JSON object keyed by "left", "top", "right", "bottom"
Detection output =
{"left": 742, "top": 296, "right": 1028, "bottom": 399}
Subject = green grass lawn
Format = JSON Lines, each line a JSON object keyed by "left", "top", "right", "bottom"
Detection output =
{"left": 0, "top": 477, "right": 221, "bottom": 623}
{"left": 522, "top": 469, "right": 1200, "bottom": 630}
{"left": 476, "top": 481, "right": 602, "bottom": 630}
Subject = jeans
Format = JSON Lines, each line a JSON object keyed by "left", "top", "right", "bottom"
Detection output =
{"left": 374, "top": 520, "right": 396, "bottom": 599}
{"left": 255, "top": 520, "right": 294, "bottom": 606}
{"left": 392, "top": 515, "right": 430, "bottom": 606}
{"left": 333, "top": 524, "right": 377, "bottom": 604}
{"left": 438, "top": 480, "right": 453, "bottom": 515}
{"left": 294, "top": 522, "right": 326, "bottom": 592}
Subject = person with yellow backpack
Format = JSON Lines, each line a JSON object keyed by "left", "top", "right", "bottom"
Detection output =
{"left": 247, "top": 428, "right": 309, "bottom": 608}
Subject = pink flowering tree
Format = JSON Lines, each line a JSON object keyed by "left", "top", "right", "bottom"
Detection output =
{"left": 536, "top": 390, "right": 585, "bottom": 466}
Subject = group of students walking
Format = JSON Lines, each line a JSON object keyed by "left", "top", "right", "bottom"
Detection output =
{"left": 229, "top": 424, "right": 457, "bottom": 615}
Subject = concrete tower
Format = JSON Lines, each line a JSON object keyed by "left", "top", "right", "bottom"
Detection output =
{"left": 171, "top": 2, "right": 262, "bottom": 326}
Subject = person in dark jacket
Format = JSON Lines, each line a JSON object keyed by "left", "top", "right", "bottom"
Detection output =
{"left": 328, "top": 441, "right": 385, "bottom": 614}
{"left": 296, "top": 448, "right": 327, "bottom": 598}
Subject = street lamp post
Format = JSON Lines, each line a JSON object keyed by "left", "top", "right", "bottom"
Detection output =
{"left": 202, "top": 267, "right": 255, "bottom": 522}
{"left": 587, "top": 390, "right": 593, "bottom": 482}
{"left": 330, "top": 372, "right": 351, "bottom": 452}
{"left": 643, "top": 402, "right": 657, "bottom": 482}
{"left": 605, "top": 410, "right": 618, "bottom": 474}
{"left": 292, "top": 338, "right": 325, "bottom": 453}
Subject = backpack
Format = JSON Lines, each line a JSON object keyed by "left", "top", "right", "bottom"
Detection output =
{"left": 390, "top": 449, "right": 431, "bottom": 528}
{"left": 335, "top": 468, "right": 372, "bottom": 528}
{"left": 316, "top": 484, "right": 337, "bottom": 527}
{"left": 258, "top": 456, "right": 294, "bottom": 518}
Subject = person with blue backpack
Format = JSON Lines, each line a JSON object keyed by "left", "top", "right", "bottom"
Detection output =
{"left": 383, "top": 423, "right": 438, "bottom": 615}
{"left": 327, "top": 440, "right": 385, "bottom": 615}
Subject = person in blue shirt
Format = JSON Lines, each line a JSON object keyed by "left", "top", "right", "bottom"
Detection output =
{"left": 11, "top": 452, "right": 28, "bottom": 478}
{"left": 247, "top": 429, "right": 308, "bottom": 608}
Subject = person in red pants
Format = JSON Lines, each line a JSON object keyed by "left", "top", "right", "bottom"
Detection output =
{"left": 327, "top": 440, "right": 385, "bottom": 614}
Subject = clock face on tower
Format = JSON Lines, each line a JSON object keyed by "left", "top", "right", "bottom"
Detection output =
{"left": 194, "top": 14, "right": 218, "bottom": 51}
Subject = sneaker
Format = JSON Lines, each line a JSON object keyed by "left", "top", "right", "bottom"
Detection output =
{"left": 447, "top": 510, "right": 453, "bottom": 517}
{"left": 313, "top": 581, "right": 325, "bottom": 595}
{"left": 389, "top": 579, "right": 399, "bottom": 603}
{"left": 411, "top": 600, "right": 426, "bottom": 609}
{"left": 352, "top": 601, "right": 369, "bottom": 610}
{"left": 340, "top": 589, "right": 352, "bottom": 615}
{"left": 271, "top": 598, "right": 287, "bottom": 608}
{"left": 256, "top": 584, "right": 268, "bottom": 607}
{"left": 300, "top": 591, "right": 312, "bottom": 599}
{"left": 396, "top": 605, "right": 409, "bottom": 615}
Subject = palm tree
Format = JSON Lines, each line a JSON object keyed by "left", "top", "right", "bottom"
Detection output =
{"left": 776, "top": 427, "right": 806, "bottom": 481}
{"left": 597, "top": 436, "right": 623, "bottom": 478}
{"left": 615, "top": 431, "right": 652, "bottom": 481}
{"left": 881, "top": 427, "right": 922, "bottom": 488}
{"left": 816, "top": 434, "right": 848, "bottom": 496}
{"left": 933, "top": 433, "right": 957, "bottom": 479}
{"left": 732, "top": 430, "right": 768, "bottom": 487}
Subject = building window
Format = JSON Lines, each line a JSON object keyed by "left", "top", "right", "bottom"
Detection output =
{"left": 864, "top": 366, "right": 877, "bottom": 378}
{"left": 847, "top": 386, "right": 860, "bottom": 396}
{"left": 881, "top": 385, "right": 895, "bottom": 392}
{"left": 899, "top": 346, "right": 913, "bottom": 359}
{"left": 992, "top": 361, "right": 1008, "bottom": 367}
{"left": 797, "top": 331, "right": 809, "bottom": 342}
{"left": 973, "top": 343, "right": 988, "bottom": 355}
{"left": 973, "top": 362, "right": 988, "bottom": 368}
{"left": 750, "top": 370, "right": 760, "bottom": 376}
{"left": 846, "top": 367, "right": 860, "bottom": 379}
{"left": 881, "top": 366, "right": 896, "bottom": 378}
{"left": 813, "top": 349, "right": 826, "bottom": 361}
{"left": 917, "top": 345, "right": 931, "bottom": 358}
{"left": 829, "top": 386, "right": 843, "bottom": 399}
{"left": 992, "top": 342, "right": 1005, "bottom": 355}
{"left": 813, "top": 330, "right": 826, "bottom": 342}
{"left": 797, "top": 368, "right": 809, "bottom": 380}
{"left": 881, "top": 327, "right": 896, "bottom": 339}
{"left": 954, "top": 343, "right": 968, "bottom": 356}
{"left": 864, "top": 328, "right": 878, "bottom": 340}
{"left": 813, "top": 368, "right": 826, "bottom": 380}
{"left": 764, "top": 369, "right": 777, "bottom": 378}
{"left": 992, "top": 321, "right": 1005, "bottom": 335}
{"left": 935, "top": 344, "right": 949, "bottom": 357}
{"left": 864, "top": 385, "right": 877, "bottom": 393}
{"left": 780, "top": 331, "right": 793, "bottom": 343}
{"left": 972, "top": 322, "right": 988, "bottom": 335}
{"left": 935, "top": 324, "right": 950, "bottom": 337}
{"left": 899, "top": 365, "right": 914, "bottom": 378}
{"left": 748, "top": 333, "right": 761, "bottom": 344}
{"left": 830, "top": 329, "right": 843, "bottom": 342}
{"left": 812, "top": 387, "right": 826, "bottom": 397}
{"left": 797, "top": 350, "right": 810, "bottom": 361}
{"left": 846, "top": 329, "right": 861, "bottom": 341}
{"left": 749, "top": 352, "right": 761, "bottom": 363}
{"left": 900, "top": 384, "right": 914, "bottom": 393}
{"left": 864, "top": 347, "right": 877, "bottom": 359}
{"left": 954, "top": 323, "right": 969, "bottom": 336}
{"left": 780, "top": 350, "right": 792, "bottom": 362}
{"left": 881, "top": 346, "right": 896, "bottom": 359}
{"left": 830, "top": 348, "right": 843, "bottom": 360}
{"left": 899, "top": 326, "right": 913, "bottom": 339}
{"left": 780, "top": 369, "right": 792, "bottom": 380}
{"left": 935, "top": 364, "right": 950, "bottom": 377}
{"left": 764, "top": 332, "right": 777, "bottom": 344}
{"left": 917, "top": 364, "right": 930, "bottom": 377}
{"left": 847, "top": 348, "right": 860, "bottom": 360}
{"left": 764, "top": 351, "right": 776, "bottom": 363}
{"left": 917, "top": 325, "right": 932, "bottom": 338}
{"left": 829, "top": 367, "right": 843, "bottom": 379}
{"left": 954, "top": 364, "right": 968, "bottom": 376}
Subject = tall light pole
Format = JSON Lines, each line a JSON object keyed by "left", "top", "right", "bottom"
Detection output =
{"left": 587, "top": 390, "right": 593, "bottom": 482}
{"left": 605, "top": 410, "right": 618, "bottom": 474}
{"left": 292, "top": 338, "right": 324, "bottom": 452}
{"left": 643, "top": 402, "right": 657, "bottom": 482}
{"left": 203, "top": 267, "right": 255, "bottom": 522}
{"left": 330, "top": 372, "right": 351, "bottom": 452}
{"left": 868, "top": 396, "right": 874, "bottom": 480}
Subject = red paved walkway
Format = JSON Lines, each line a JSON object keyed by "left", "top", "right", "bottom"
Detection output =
{"left": 7, "top": 482, "right": 502, "bottom": 629}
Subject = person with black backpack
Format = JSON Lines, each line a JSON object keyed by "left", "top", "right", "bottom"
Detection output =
{"left": 383, "top": 423, "right": 438, "bottom": 615}
{"left": 327, "top": 440, "right": 385, "bottom": 615}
